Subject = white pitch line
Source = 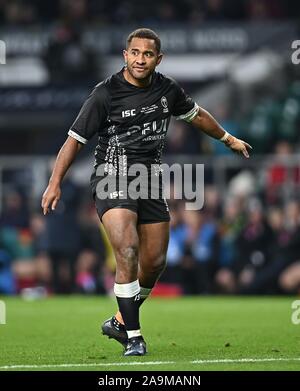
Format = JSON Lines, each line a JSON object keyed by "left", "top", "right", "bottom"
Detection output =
{"left": 191, "top": 358, "right": 300, "bottom": 364}
{"left": 1, "top": 357, "right": 300, "bottom": 370}
{"left": 0, "top": 361, "right": 175, "bottom": 370}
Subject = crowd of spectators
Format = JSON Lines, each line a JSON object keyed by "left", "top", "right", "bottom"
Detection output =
{"left": 164, "top": 192, "right": 300, "bottom": 296}
{"left": 0, "top": 182, "right": 113, "bottom": 296}
{"left": 0, "top": 0, "right": 298, "bottom": 27}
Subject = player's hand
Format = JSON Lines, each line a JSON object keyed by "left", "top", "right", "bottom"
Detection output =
{"left": 41, "top": 184, "right": 61, "bottom": 215}
{"left": 225, "top": 135, "right": 252, "bottom": 158}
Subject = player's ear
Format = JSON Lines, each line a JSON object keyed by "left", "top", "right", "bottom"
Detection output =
{"left": 123, "top": 49, "right": 128, "bottom": 65}
{"left": 156, "top": 53, "right": 163, "bottom": 66}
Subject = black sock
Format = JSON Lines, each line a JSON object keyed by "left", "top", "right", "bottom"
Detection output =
{"left": 116, "top": 295, "right": 140, "bottom": 331}
{"left": 114, "top": 280, "right": 141, "bottom": 333}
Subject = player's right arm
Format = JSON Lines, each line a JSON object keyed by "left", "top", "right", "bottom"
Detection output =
{"left": 41, "top": 83, "right": 108, "bottom": 215}
{"left": 41, "top": 136, "right": 83, "bottom": 215}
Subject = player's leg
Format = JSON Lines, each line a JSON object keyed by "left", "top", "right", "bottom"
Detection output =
{"left": 137, "top": 193, "right": 170, "bottom": 302}
{"left": 115, "top": 221, "right": 169, "bottom": 323}
{"left": 101, "top": 208, "right": 146, "bottom": 355}
{"left": 138, "top": 221, "right": 169, "bottom": 298}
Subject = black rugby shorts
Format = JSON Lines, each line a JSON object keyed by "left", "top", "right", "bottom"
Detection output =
{"left": 90, "top": 170, "right": 170, "bottom": 224}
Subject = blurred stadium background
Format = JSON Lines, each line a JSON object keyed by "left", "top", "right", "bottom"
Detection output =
{"left": 1, "top": 0, "right": 300, "bottom": 300}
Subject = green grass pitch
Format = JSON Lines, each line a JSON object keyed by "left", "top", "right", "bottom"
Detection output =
{"left": 0, "top": 296, "right": 299, "bottom": 371}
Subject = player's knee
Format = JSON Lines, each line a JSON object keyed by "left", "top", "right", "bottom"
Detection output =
{"left": 148, "top": 255, "right": 167, "bottom": 275}
{"left": 157, "top": 255, "right": 167, "bottom": 273}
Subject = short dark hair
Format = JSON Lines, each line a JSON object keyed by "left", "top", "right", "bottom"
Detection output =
{"left": 127, "top": 28, "right": 161, "bottom": 54}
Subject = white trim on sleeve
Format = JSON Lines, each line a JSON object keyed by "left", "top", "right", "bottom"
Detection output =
{"left": 68, "top": 129, "right": 88, "bottom": 144}
{"left": 174, "top": 103, "right": 199, "bottom": 122}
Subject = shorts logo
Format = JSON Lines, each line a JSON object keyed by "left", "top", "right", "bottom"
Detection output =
{"left": 109, "top": 190, "right": 124, "bottom": 199}
{"left": 161, "top": 96, "right": 169, "bottom": 113}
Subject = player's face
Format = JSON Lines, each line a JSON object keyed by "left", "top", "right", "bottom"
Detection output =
{"left": 123, "top": 38, "right": 162, "bottom": 81}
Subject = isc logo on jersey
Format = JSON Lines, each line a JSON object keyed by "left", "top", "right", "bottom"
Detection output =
{"left": 122, "top": 109, "right": 136, "bottom": 118}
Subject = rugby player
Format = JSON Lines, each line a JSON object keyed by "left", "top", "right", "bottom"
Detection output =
{"left": 41, "top": 28, "right": 252, "bottom": 356}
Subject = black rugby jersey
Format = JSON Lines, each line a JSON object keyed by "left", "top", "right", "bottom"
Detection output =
{"left": 68, "top": 68, "right": 198, "bottom": 173}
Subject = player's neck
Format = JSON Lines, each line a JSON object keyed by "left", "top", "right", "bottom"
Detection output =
{"left": 123, "top": 68, "right": 152, "bottom": 88}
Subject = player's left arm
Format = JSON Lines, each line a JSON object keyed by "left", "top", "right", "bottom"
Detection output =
{"left": 190, "top": 106, "right": 252, "bottom": 158}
